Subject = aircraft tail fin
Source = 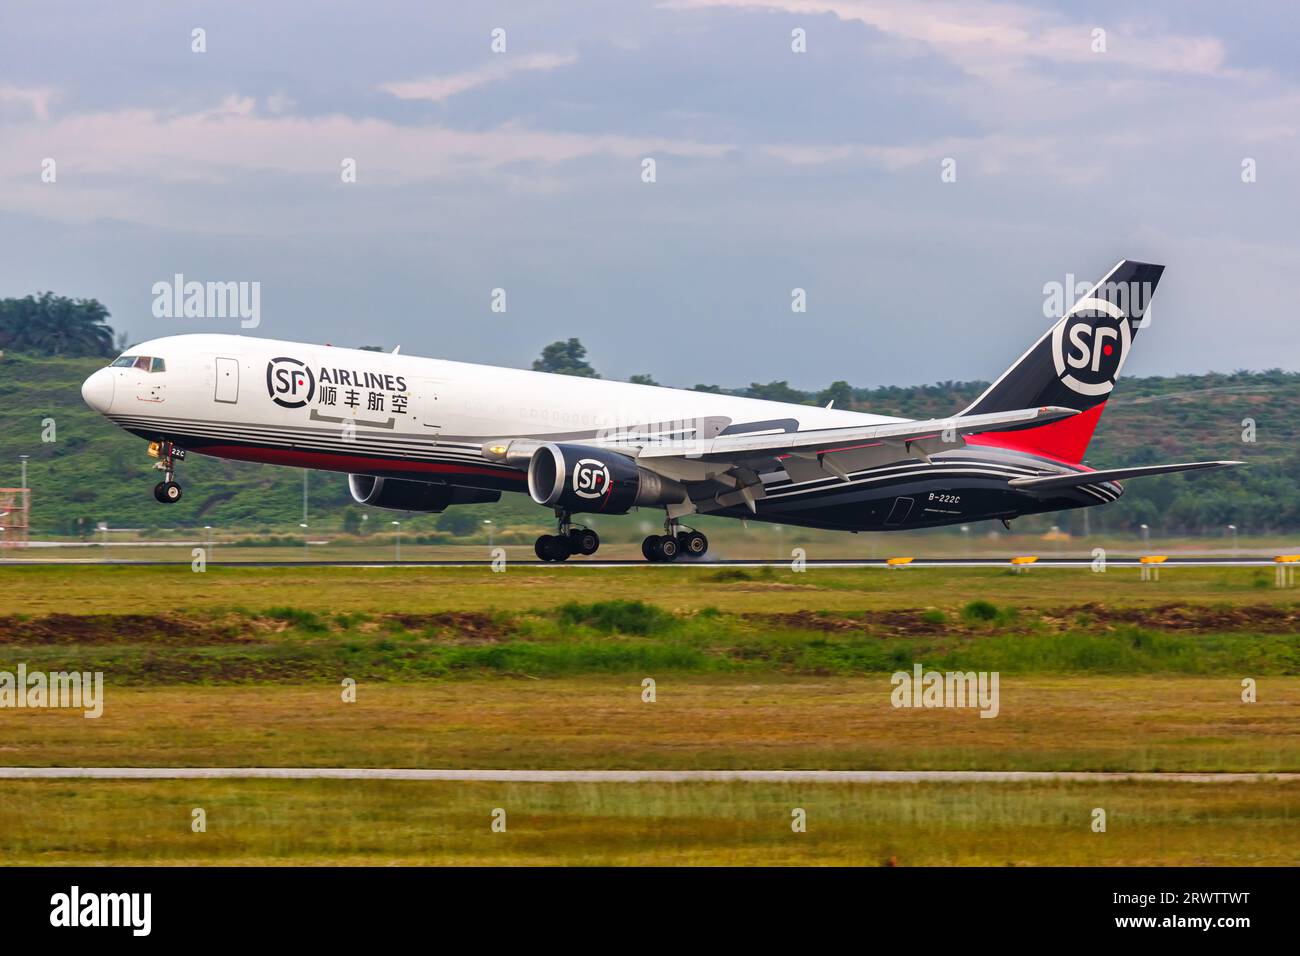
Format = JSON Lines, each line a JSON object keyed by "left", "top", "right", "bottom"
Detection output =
{"left": 961, "top": 260, "right": 1163, "bottom": 464}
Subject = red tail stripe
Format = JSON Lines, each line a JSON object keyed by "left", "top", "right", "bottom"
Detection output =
{"left": 967, "top": 403, "right": 1105, "bottom": 466}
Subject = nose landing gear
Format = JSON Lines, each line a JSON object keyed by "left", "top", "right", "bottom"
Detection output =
{"left": 535, "top": 510, "right": 600, "bottom": 562}
{"left": 150, "top": 441, "right": 183, "bottom": 504}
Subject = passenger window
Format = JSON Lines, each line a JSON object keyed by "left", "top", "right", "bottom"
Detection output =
{"left": 150, "top": 357, "right": 166, "bottom": 373}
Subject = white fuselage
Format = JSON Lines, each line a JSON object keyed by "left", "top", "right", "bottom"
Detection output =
{"left": 82, "top": 333, "right": 902, "bottom": 488}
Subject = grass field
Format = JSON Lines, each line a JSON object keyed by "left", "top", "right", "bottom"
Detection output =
{"left": 1, "top": 564, "right": 1297, "bottom": 865}
{"left": 2, "top": 562, "right": 1296, "bottom": 615}
{"left": 3, "top": 678, "right": 1297, "bottom": 772}
{"left": 3, "top": 779, "right": 1295, "bottom": 865}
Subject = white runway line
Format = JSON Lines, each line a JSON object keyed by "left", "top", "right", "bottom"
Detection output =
{"left": 0, "top": 768, "right": 1296, "bottom": 783}
{"left": 0, "top": 559, "right": 1284, "bottom": 568}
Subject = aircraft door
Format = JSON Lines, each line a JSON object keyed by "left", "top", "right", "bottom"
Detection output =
{"left": 884, "top": 496, "right": 915, "bottom": 526}
{"left": 214, "top": 357, "right": 240, "bottom": 404}
{"left": 416, "top": 380, "right": 441, "bottom": 434}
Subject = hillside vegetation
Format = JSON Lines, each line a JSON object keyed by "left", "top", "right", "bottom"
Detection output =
{"left": 1, "top": 352, "right": 1295, "bottom": 535}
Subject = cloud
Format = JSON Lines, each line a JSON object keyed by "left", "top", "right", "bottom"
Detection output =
{"left": 669, "top": 0, "right": 1227, "bottom": 77}
{"left": 0, "top": 86, "right": 56, "bottom": 121}
{"left": 378, "top": 53, "right": 579, "bottom": 103}
{"left": 0, "top": 94, "right": 732, "bottom": 228}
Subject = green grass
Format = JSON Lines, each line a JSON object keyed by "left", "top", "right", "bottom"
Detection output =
{"left": 555, "top": 599, "right": 675, "bottom": 635}
{"left": 4, "top": 678, "right": 1297, "bottom": 772}
{"left": 4, "top": 564, "right": 1299, "bottom": 619}
{"left": 4, "top": 597, "right": 1298, "bottom": 684}
{"left": 2, "top": 778, "right": 1296, "bottom": 865}
{"left": 2, "top": 561, "right": 1296, "bottom": 866}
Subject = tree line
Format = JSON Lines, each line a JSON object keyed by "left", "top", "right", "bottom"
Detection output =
{"left": 0, "top": 293, "right": 118, "bottom": 357}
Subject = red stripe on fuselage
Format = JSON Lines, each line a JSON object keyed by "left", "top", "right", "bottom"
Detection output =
{"left": 192, "top": 443, "right": 526, "bottom": 482}
{"left": 967, "top": 403, "right": 1105, "bottom": 466}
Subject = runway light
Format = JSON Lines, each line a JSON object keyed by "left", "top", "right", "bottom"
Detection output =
{"left": 1139, "top": 554, "right": 1167, "bottom": 582}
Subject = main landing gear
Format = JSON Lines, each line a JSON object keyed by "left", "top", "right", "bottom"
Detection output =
{"left": 535, "top": 511, "right": 600, "bottom": 562}
{"left": 150, "top": 441, "right": 183, "bottom": 504}
{"left": 641, "top": 521, "right": 708, "bottom": 563}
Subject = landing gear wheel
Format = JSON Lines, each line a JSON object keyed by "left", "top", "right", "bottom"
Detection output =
{"left": 154, "top": 480, "right": 182, "bottom": 503}
{"left": 678, "top": 530, "right": 708, "bottom": 558}
{"left": 534, "top": 534, "right": 572, "bottom": 562}
{"left": 569, "top": 528, "right": 599, "bottom": 556}
{"left": 151, "top": 441, "right": 183, "bottom": 504}
{"left": 643, "top": 534, "right": 679, "bottom": 562}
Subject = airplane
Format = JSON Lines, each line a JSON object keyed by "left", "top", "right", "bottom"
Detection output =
{"left": 81, "top": 259, "right": 1240, "bottom": 562}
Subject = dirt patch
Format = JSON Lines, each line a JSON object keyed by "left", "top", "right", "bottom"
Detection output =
{"left": 1, "top": 602, "right": 1294, "bottom": 648}
{"left": 388, "top": 612, "right": 509, "bottom": 642}
{"left": 749, "top": 612, "right": 868, "bottom": 633}
{"left": 0, "top": 613, "right": 215, "bottom": 645}
{"left": 747, "top": 602, "right": 1300, "bottom": 637}
{"left": 746, "top": 610, "right": 948, "bottom": 636}
{"left": 727, "top": 583, "right": 820, "bottom": 592}
{"left": 1057, "top": 602, "right": 1300, "bottom": 633}
{"left": 0, "top": 610, "right": 510, "bottom": 646}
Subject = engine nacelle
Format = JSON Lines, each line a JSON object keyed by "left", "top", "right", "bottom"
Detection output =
{"left": 347, "top": 474, "right": 501, "bottom": 513}
{"left": 526, "top": 443, "right": 687, "bottom": 515}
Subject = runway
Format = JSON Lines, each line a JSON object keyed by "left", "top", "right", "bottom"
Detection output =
{"left": 1, "top": 768, "right": 1295, "bottom": 783}
{"left": 0, "top": 556, "right": 1288, "bottom": 568}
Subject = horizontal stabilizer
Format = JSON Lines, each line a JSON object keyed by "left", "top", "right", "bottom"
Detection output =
{"left": 1009, "top": 460, "right": 1243, "bottom": 491}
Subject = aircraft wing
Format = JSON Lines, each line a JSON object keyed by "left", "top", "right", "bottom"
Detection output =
{"left": 631, "top": 405, "right": 1079, "bottom": 463}
{"left": 1008, "top": 460, "right": 1243, "bottom": 491}
{"left": 488, "top": 406, "right": 1079, "bottom": 516}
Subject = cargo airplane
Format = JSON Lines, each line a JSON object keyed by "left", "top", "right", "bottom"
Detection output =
{"left": 82, "top": 260, "right": 1239, "bottom": 561}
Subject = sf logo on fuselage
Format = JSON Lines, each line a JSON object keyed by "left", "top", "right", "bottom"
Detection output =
{"left": 266, "top": 357, "right": 315, "bottom": 408}
{"left": 573, "top": 459, "right": 612, "bottom": 499}
{"left": 1051, "top": 298, "right": 1132, "bottom": 397}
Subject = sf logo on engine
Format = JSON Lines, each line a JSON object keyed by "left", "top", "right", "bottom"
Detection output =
{"left": 266, "top": 357, "right": 316, "bottom": 408}
{"left": 573, "top": 459, "right": 612, "bottom": 499}
{"left": 1051, "top": 298, "right": 1132, "bottom": 397}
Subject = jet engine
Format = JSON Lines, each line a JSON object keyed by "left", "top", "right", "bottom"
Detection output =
{"left": 526, "top": 443, "right": 687, "bottom": 515}
{"left": 347, "top": 474, "right": 501, "bottom": 513}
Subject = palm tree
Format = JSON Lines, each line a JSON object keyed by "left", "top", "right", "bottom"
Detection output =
{"left": 0, "top": 292, "right": 117, "bottom": 357}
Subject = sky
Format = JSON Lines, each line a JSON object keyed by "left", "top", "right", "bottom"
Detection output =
{"left": 1, "top": 0, "right": 1298, "bottom": 390}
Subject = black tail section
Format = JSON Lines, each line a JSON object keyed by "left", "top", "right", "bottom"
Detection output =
{"left": 961, "top": 260, "right": 1163, "bottom": 463}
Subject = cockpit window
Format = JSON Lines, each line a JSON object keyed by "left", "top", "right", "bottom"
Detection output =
{"left": 110, "top": 355, "right": 167, "bottom": 372}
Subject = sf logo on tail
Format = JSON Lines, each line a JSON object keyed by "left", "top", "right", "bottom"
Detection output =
{"left": 1052, "top": 298, "right": 1132, "bottom": 397}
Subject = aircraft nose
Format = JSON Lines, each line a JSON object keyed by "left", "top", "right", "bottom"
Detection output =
{"left": 81, "top": 368, "right": 115, "bottom": 413}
